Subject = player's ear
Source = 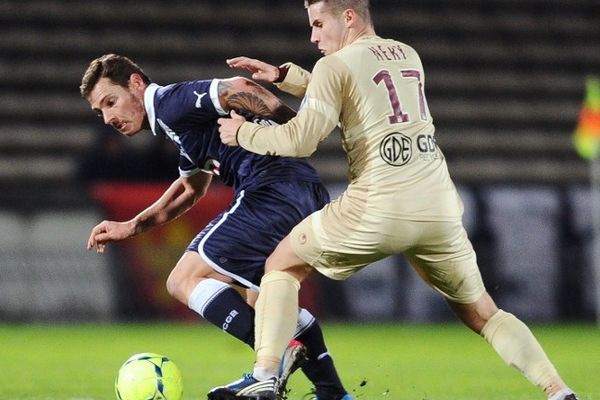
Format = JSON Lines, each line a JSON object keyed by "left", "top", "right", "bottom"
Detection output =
{"left": 343, "top": 9, "right": 356, "bottom": 25}
{"left": 343, "top": 10, "right": 351, "bottom": 23}
{"left": 129, "top": 73, "right": 146, "bottom": 90}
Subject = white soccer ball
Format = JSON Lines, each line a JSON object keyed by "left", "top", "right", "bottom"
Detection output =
{"left": 115, "top": 353, "right": 183, "bottom": 400}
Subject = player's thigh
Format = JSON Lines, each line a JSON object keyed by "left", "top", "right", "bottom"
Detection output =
{"left": 287, "top": 204, "right": 390, "bottom": 280}
{"left": 405, "top": 221, "right": 485, "bottom": 304}
{"left": 265, "top": 234, "right": 314, "bottom": 283}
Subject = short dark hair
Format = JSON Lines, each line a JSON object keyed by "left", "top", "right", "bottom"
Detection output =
{"left": 304, "top": 0, "right": 371, "bottom": 23}
{"left": 80, "top": 54, "right": 150, "bottom": 98}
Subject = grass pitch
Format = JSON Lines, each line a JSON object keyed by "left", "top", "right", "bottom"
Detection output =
{"left": 0, "top": 322, "right": 598, "bottom": 400}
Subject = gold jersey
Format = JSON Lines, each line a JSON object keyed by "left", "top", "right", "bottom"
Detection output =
{"left": 237, "top": 35, "right": 463, "bottom": 221}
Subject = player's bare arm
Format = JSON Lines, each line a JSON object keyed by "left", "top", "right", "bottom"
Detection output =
{"left": 133, "top": 172, "right": 212, "bottom": 232}
{"left": 87, "top": 172, "right": 212, "bottom": 253}
{"left": 218, "top": 77, "right": 295, "bottom": 124}
{"left": 226, "top": 57, "right": 280, "bottom": 83}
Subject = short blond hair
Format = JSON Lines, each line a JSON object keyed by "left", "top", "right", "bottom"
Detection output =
{"left": 304, "top": 0, "right": 372, "bottom": 24}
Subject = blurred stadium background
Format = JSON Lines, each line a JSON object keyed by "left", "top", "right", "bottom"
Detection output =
{"left": 1, "top": 0, "right": 600, "bottom": 325}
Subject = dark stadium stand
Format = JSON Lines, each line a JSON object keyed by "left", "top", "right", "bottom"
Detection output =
{"left": 1, "top": 0, "right": 599, "bottom": 323}
{"left": 0, "top": 0, "right": 599, "bottom": 207}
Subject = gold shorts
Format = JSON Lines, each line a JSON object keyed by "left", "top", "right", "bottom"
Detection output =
{"left": 289, "top": 196, "right": 485, "bottom": 304}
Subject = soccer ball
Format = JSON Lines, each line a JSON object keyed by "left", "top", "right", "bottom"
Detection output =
{"left": 115, "top": 353, "right": 183, "bottom": 400}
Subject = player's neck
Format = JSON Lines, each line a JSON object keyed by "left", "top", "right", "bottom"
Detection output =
{"left": 344, "top": 25, "right": 376, "bottom": 47}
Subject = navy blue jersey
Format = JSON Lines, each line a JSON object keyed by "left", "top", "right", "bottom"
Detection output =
{"left": 143, "top": 80, "right": 321, "bottom": 192}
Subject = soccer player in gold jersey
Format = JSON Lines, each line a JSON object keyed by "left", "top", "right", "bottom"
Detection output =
{"left": 213, "top": 1, "right": 578, "bottom": 399}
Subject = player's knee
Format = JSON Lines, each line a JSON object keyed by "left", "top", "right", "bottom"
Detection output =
{"left": 167, "top": 253, "right": 215, "bottom": 303}
{"left": 264, "top": 255, "right": 284, "bottom": 273}
{"left": 165, "top": 267, "right": 185, "bottom": 301}
{"left": 165, "top": 261, "right": 197, "bottom": 303}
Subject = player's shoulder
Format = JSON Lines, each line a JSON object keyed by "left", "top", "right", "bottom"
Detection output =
{"left": 154, "top": 79, "right": 217, "bottom": 124}
{"left": 314, "top": 52, "right": 350, "bottom": 77}
{"left": 157, "top": 79, "right": 213, "bottom": 101}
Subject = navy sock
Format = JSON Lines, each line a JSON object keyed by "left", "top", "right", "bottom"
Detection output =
{"left": 296, "top": 320, "right": 347, "bottom": 398}
{"left": 190, "top": 280, "right": 255, "bottom": 348}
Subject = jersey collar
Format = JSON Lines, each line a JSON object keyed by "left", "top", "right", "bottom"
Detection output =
{"left": 144, "top": 83, "right": 162, "bottom": 136}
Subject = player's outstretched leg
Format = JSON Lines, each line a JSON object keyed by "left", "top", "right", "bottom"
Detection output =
{"left": 450, "top": 292, "right": 578, "bottom": 400}
{"left": 481, "top": 310, "right": 579, "bottom": 399}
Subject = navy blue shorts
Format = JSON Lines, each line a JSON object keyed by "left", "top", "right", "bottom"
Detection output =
{"left": 187, "top": 181, "right": 329, "bottom": 290}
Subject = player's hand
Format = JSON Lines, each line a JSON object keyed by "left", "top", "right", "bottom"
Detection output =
{"left": 218, "top": 110, "right": 245, "bottom": 146}
{"left": 226, "top": 56, "right": 279, "bottom": 83}
{"left": 87, "top": 220, "right": 135, "bottom": 254}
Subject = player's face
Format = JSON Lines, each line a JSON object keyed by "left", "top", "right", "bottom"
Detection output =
{"left": 307, "top": 2, "right": 348, "bottom": 55}
{"left": 88, "top": 76, "right": 146, "bottom": 137}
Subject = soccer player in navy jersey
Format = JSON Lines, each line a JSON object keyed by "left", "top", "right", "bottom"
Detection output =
{"left": 80, "top": 53, "right": 351, "bottom": 400}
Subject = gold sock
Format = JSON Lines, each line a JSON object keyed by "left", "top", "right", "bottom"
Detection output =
{"left": 481, "top": 310, "right": 566, "bottom": 396}
{"left": 254, "top": 271, "right": 301, "bottom": 373}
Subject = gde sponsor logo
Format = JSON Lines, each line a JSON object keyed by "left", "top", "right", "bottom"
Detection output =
{"left": 379, "top": 132, "right": 412, "bottom": 166}
{"left": 416, "top": 134, "right": 441, "bottom": 161}
{"left": 417, "top": 134, "right": 437, "bottom": 152}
